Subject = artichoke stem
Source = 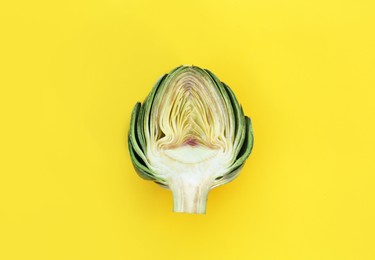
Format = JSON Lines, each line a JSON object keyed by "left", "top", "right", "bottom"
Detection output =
{"left": 169, "top": 176, "right": 211, "bottom": 214}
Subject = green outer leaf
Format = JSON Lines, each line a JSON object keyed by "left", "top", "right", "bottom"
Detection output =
{"left": 129, "top": 102, "right": 150, "bottom": 168}
{"left": 222, "top": 82, "right": 246, "bottom": 156}
{"left": 228, "top": 116, "right": 254, "bottom": 172}
{"left": 129, "top": 103, "right": 157, "bottom": 180}
{"left": 143, "top": 74, "right": 168, "bottom": 147}
{"left": 212, "top": 117, "right": 254, "bottom": 187}
{"left": 129, "top": 74, "right": 170, "bottom": 184}
{"left": 128, "top": 138, "right": 155, "bottom": 180}
{"left": 204, "top": 69, "right": 236, "bottom": 139}
{"left": 138, "top": 74, "right": 167, "bottom": 152}
{"left": 136, "top": 101, "right": 146, "bottom": 152}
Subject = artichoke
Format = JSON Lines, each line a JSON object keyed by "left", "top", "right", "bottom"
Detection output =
{"left": 128, "top": 65, "right": 253, "bottom": 214}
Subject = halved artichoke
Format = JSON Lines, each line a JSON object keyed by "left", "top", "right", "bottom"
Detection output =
{"left": 128, "top": 65, "right": 253, "bottom": 214}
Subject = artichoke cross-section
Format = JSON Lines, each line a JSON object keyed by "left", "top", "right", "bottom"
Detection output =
{"left": 128, "top": 65, "right": 253, "bottom": 214}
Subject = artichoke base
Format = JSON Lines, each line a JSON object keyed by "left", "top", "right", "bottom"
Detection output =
{"left": 168, "top": 174, "right": 213, "bottom": 214}
{"left": 151, "top": 146, "right": 228, "bottom": 214}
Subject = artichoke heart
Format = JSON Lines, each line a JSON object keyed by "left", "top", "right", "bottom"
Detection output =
{"left": 129, "top": 65, "right": 253, "bottom": 214}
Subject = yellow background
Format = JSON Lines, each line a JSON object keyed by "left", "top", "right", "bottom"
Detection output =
{"left": 1, "top": 0, "right": 375, "bottom": 259}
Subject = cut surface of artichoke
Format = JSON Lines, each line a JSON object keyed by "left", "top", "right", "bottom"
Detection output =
{"left": 129, "top": 65, "right": 253, "bottom": 214}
